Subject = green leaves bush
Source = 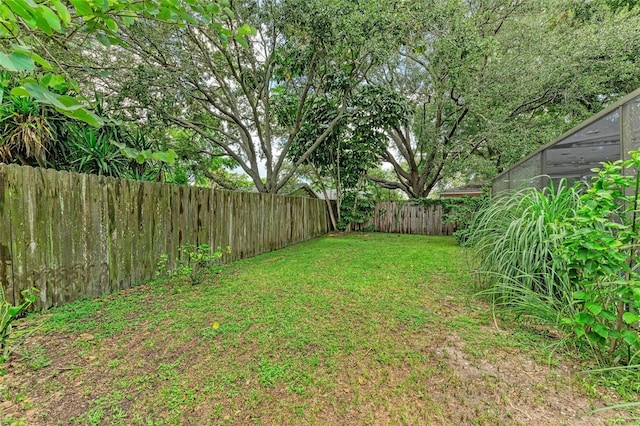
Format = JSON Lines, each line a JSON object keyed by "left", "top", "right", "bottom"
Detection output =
{"left": 156, "top": 244, "right": 230, "bottom": 286}
{"left": 470, "top": 153, "right": 640, "bottom": 367}
{"left": 1, "top": 0, "right": 239, "bottom": 125}
{"left": 441, "top": 195, "right": 488, "bottom": 245}
{"left": 560, "top": 153, "right": 640, "bottom": 365}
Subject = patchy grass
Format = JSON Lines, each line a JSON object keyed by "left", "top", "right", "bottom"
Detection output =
{"left": 1, "top": 233, "right": 637, "bottom": 425}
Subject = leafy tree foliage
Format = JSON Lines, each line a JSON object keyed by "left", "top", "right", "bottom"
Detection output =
{"left": 477, "top": 0, "right": 640, "bottom": 175}
{"left": 288, "top": 86, "right": 409, "bottom": 228}
{"left": 62, "top": 0, "right": 406, "bottom": 193}
{"left": 5, "top": 0, "right": 639, "bottom": 197}
{"left": 0, "top": 0, "right": 233, "bottom": 125}
{"left": 369, "top": 0, "right": 640, "bottom": 198}
{"left": 0, "top": 0, "right": 240, "bottom": 174}
{"left": 166, "top": 129, "right": 253, "bottom": 190}
{"left": 365, "top": 0, "right": 524, "bottom": 198}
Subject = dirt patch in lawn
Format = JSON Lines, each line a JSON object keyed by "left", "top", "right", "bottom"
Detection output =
{"left": 1, "top": 308, "right": 632, "bottom": 425}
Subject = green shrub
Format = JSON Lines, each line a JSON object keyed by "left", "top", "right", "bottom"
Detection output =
{"left": 468, "top": 179, "right": 581, "bottom": 323}
{"left": 469, "top": 152, "right": 640, "bottom": 369}
{"left": 560, "top": 153, "right": 640, "bottom": 366}
{"left": 442, "top": 195, "right": 488, "bottom": 246}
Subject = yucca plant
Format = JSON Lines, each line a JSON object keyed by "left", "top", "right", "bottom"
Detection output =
{"left": 124, "top": 127, "right": 165, "bottom": 181}
{"left": 468, "top": 179, "right": 581, "bottom": 323}
{"left": 66, "top": 126, "right": 129, "bottom": 177}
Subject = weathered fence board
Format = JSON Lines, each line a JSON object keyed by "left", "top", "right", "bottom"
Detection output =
{"left": 351, "top": 201, "right": 456, "bottom": 235}
{"left": 8, "top": 166, "right": 24, "bottom": 306}
{"left": 0, "top": 164, "right": 330, "bottom": 310}
{"left": 0, "top": 166, "right": 13, "bottom": 305}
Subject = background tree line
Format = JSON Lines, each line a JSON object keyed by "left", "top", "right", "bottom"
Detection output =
{"left": 2, "top": 0, "right": 640, "bottom": 226}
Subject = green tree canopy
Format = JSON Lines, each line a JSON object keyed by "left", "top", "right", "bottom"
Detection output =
{"left": 47, "top": 0, "right": 408, "bottom": 192}
{"left": 369, "top": 0, "right": 640, "bottom": 197}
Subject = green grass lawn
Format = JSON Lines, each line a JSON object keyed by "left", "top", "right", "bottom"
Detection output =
{"left": 1, "top": 233, "right": 636, "bottom": 425}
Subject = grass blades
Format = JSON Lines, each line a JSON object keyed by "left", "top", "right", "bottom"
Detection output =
{"left": 468, "top": 179, "right": 581, "bottom": 323}
{"left": 3, "top": 234, "right": 634, "bottom": 424}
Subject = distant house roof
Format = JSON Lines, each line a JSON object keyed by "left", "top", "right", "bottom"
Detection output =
{"left": 439, "top": 182, "right": 486, "bottom": 198}
{"left": 287, "top": 184, "right": 338, "bottom": 200}
{"left": 316, "top": 188, "right": 338, "bottom": 201}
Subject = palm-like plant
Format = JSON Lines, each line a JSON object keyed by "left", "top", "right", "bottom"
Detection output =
{"left": 1, "top": 82, "right": 168, "bottom": 180}
{"left": 66, "top": 126, "right": 129, "bottom": 177}
{"left": 0, "top": 96, "right": 53, "bottom": 167}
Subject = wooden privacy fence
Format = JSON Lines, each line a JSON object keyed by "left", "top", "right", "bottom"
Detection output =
{"left": 0, "top": 164, "right": 329, "bottom": 310}
{"left": 351, "top": 201, "right": 456, "bottom": 235}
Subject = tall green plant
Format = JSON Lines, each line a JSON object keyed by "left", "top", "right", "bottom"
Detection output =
{"left": 560, "top": 154, "right": 640, "bottom": 366}
{"left": 67, "top": 127, "right": 129, "bottom": 177}
{"left": 468, "top": 179, "right": 581, "bottom": 323}
{"left": 0, "top": 288, "right": 36, "bottom": 361}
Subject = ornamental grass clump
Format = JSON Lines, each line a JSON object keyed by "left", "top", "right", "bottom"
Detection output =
{"left": 469, "top": 152, "right": 640, "bottom": 369}
{"left": 467, "top": 179, "right": 581, "bottom": 324}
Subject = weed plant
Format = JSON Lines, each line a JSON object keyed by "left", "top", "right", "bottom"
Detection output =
{"left": 156, "top": 243, "right": 231, "bottom": 285}
{"left": 0, "top": 288, "right": 36, "bottom": 362}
